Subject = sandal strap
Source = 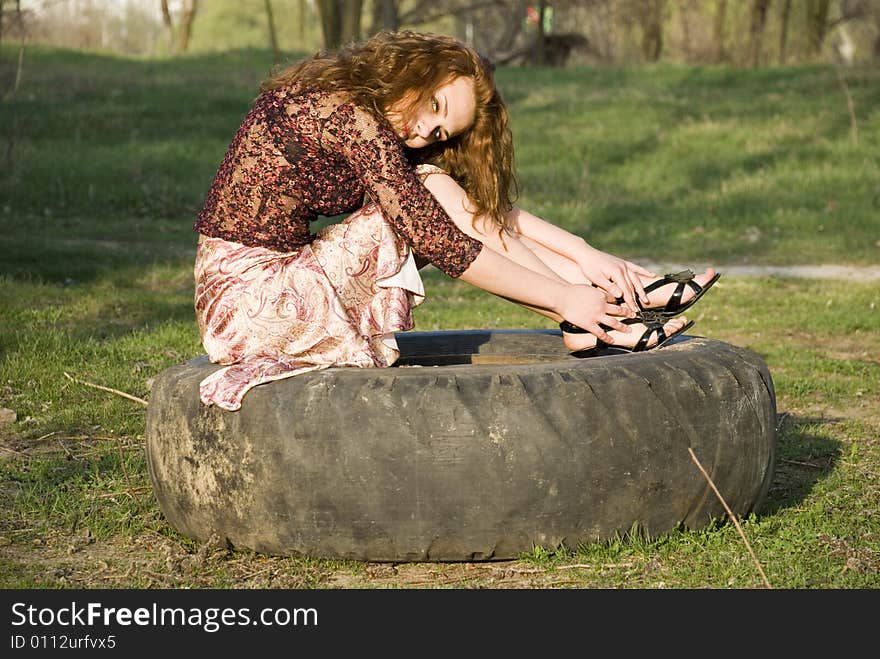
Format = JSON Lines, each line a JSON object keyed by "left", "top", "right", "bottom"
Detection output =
{"left": 667, "top": 268, "right": 697, "bottom": 284}
{"left": 560, "top": 320, "right": 616, "bottom": 335}
{"left": 559, "top": 320, "right": 583, "bottom": 334}
{"left": 643, "top": 269, "right": 702, "bottom": 314}
{"left": 634, "top": 321, "right": 665, "bottom": 352}
{"left": 643, "top": 269, "right": 694, "bottom": 295}
{"left": 637, "top": 309, "right": 671, "bottom": 324}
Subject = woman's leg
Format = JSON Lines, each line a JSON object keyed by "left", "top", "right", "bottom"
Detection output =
{"left": 421, "top": 172, "right": 689, "bottom": 352}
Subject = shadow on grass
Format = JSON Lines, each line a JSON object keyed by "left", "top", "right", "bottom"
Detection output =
{"left": 760, "top": 412, "right": 842, "bottom": 517}
{"left": 64, "top": 296, "right": 196, "bottom": 345}
{"left": 0, "top": 244, "right": 195, "bottom": 286}
{"left": 0, "top": 251, "right": 197, "bottom": 355}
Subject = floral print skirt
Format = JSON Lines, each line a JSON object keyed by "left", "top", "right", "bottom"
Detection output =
{"left": 194, "top": 201, "right": 426, "bottom": 411}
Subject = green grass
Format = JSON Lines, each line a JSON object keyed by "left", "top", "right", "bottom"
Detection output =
{"left": 0, "top": 47, "right": 878, "bottom": 589}
{"left": 503, "top": 64, "right": 880, "bottom": 265}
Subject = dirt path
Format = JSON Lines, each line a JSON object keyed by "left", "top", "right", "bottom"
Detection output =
{"left": 646, "top": 263, "right": 880, "bottom": 281}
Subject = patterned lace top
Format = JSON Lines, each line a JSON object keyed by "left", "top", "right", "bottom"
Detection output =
{"left": 193, "top": 86, "right": 484, "bottom": 278}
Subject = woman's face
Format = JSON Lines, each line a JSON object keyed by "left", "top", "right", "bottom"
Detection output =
{"left": 386, "top": 76, "right": 476, "bottom": 149}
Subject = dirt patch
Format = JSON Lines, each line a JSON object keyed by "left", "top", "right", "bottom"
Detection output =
{"left": 1, "top": 525, "right": 654, "bottom": 589}
{"left": 645, "top": 263, "right": 880, "bottom": 282}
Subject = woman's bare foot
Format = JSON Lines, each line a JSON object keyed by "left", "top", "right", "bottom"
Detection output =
{"left": 637, "top": 267, "right": 717, "bottom": 311}
{"left": 562, "top": 316, "right": 691, "bottom": 353}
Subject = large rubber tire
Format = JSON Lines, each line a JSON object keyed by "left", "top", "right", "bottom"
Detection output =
{"left": 145, "top": 330, "right": 777, "bottom": 562}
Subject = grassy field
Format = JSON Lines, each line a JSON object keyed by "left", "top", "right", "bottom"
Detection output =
{"left": 0, "top": 46, "right": 878, "bottom": 589}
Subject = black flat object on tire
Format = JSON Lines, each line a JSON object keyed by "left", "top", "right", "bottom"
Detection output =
{"left": 146, "top": 329, "right": 777, "bottom": 562}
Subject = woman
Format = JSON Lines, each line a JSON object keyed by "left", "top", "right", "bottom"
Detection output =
{"left": 193, "top": 31, "right": 718, "bottom": 411}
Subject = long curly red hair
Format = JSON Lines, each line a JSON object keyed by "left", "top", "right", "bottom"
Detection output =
{"left": 261, "top": 30, "right": 517, "bottom": 231}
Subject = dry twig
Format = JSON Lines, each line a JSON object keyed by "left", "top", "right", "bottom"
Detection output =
{"left": 94, "top": 487, "right": 152, "bottom": 499}
{"left": 495, "top": 566, "right": 545, "bottom": 574}
{"left": 782, "top": 458, "right": 825, "bottom": 469}
{"left": 60, "top": 372, "right": 148, "bottom": 511}
{"left": 64, "top": 371, "right": 147, "bottom": 514}
{"left": 63, "top": 372, "right": 148, "bottom": 407}
{"left": 55, "top": 436, "right": 74, "bottom": 459}
{"left": 688, "top": 447, "right": 773, "bottom": 589}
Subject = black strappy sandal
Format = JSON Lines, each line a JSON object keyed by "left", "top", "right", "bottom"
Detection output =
{"left": 560, "top": 316, "right": 695, "bottom": 358}
{"left": 633, "top": 269, "right": 721, "bottom": 317}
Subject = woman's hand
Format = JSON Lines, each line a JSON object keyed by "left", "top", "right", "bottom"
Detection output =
{"left": 557, "top": 283, "right": 634, "bottom": 344}
{"left": 577, "top": 246, "right": 656, "bottom": 314}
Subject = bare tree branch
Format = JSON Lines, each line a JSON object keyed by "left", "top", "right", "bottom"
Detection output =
{"left": 827, "top": 0, "right": 871, "bottom": 30}
{"left": 747, "top": 0, "right": 770, "bottom": 68}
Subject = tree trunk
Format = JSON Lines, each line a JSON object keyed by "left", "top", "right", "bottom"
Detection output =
{"left": 317, "top": 0, "right": 340, "bottom": 49}
{"left": 806, "top": 0, "right": 831, "bottom": 57}
{"left": 371, "top": 0, "right": 400, "bottom": 34}
{"left": 778, "top": 0, "right": 791, "bottom": 64}
{"left": 679, "top": 0, "right": 692, "bottom": 61}
{"left": 712, "top": 0, "right": 727, "bottom": 63}
{"left": 176, "top": 0, "right": 198, "bottom": 54}
{"left": 317, "top": 0, "right": 362, "bottom": 49}
{"left": 339, "top": 0, "right": 362, "bottom": 44}
{"left": 497, "top": 0, "right": 529, "bottom": 56}
{"left": 640, "top": 0, "right": 665, "bottom": 62}
{"left": 747, "top": 0, "right": 770, "bottom": 68}
{"left": 535, "top": 1, "right": 547, "bottom": 65}
{"left": 874, "top": 8, "right": 880, "bottom": 60}
{"left": 264, "top": 0, "right": 280, "bottom": 62}
{"left": 160, "top": 0, "right": 174, "bottom": 48}
{"left": 160, "top": 0, "right": 199, "bottom": 55}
